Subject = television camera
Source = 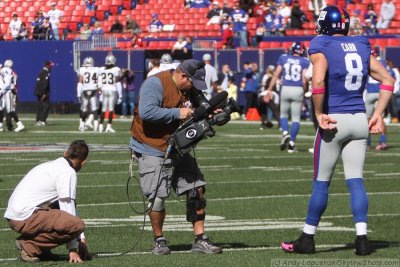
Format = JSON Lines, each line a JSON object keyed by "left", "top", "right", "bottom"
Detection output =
{"left": 167, "top": 90, "right": 240, "bottom": 157}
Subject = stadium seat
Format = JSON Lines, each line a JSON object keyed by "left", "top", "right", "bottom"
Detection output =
{"left": 387, "top": 38, "right": 400, "bottom": 46}
{"left": 374, "top": 39, "right": 389, "bottom": 47}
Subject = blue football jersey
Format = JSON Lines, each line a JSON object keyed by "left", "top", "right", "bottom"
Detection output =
{"left": 277, "top": 54, "right": 310, "bottom": 87}
{"left": 309, "top": 35, "right": 371, "bottom": 114}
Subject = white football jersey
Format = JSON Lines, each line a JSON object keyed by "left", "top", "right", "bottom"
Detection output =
{"left": 79, "top": 66, "right": 99, "bottom": 91}
{"left": 0, "top": 67, "right": 16, "bottom": 91}
{"left": 98, "top": 66, "right": 121, "bottom": 91}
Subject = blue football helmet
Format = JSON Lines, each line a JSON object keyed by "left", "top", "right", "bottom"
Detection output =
{"left": 316, "top": 5, "right": 350, "bottom": 36}
{"left": 290, "top": 42, "right": 305, "bottom": 55}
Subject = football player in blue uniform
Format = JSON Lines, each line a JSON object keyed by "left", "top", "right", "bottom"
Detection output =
{"left": 280, "top": 6, "right": 394, "bottom": 255}
{"left": 266, "top": 41, "right": 310, "bottom": 152}
{"left": 365, "top": 48, "right": 395, "bottom": 150}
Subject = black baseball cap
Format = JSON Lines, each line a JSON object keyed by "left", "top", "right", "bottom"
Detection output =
{"left": 178, "top": 59, "right": 207, "bottom": 91}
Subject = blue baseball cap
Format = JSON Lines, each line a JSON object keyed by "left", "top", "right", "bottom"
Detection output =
{"left": 179, "top": 59, "right": 207, "bottom": 91}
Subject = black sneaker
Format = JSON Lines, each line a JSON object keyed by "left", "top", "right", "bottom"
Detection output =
{"left": 280, "top": 134, "right": 290, "bottom": 151}
{"left": 355, "top": 235, "right": 370, "bottom": 256}
{"left": 152, "top": 237, "right": 171, "bottom": 255}
{"left": 191, "top": 235, "right": 222, "bottom": 254}
{"left": 281, "top": 233, "right": 316, "bottom": 254}
{"left": 288, "top": 144, "right": 297, "bottom": 153}
{"left": 265, "top": 121, "right": 274, "bottom": 128}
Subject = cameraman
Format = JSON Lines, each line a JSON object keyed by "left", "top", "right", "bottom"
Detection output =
{"left": 129, "top": 59, "right": 222, "bottom": 255}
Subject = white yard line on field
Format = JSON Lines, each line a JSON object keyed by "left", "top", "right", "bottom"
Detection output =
{"left": 5, "top": 191, "right": 397, "bottom": 210}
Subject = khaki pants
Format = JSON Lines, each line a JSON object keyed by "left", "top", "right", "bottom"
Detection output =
{"left": 8, "top": 209, "right": 85, "bottom": 257}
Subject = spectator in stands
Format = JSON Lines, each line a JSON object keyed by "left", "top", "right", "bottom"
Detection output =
{"left": 77, "top": 23, "right": 92, "bottom": 40}
{"left": 264, "top": 7, "right": 284, "bottom": 36}
{"left": 350, "top": 9, "right": 362, "bottom": 30}
{"left": 85, "top": 0, "right": 96, "bottom": 11}
{"left": 37, "top": 10, "right": 46, "bottom": 24}
{"left": 350, "top": 19, "right": 363, "bottom": 36}
{"left": 16, "top": 23, "right": 29, "bottom": 41}
{"left": 376, "top": 0, "right": 395, "bottom": 29}
{"left": 130, "top": 33, "right": 143, "bottom": 48}
{"left": 217, "top": 64, "right": 234, "bottom": 93}
{"left": 184, "top": 36, "right": 193, "bottom": 54}
{"left": 125, "top": 15, "right": 142, "bottom": 34}
{"left": 171, "top": 35, "right": 188, "bottom": 58}
{"left": 279, "top": 1, "right": 291, "bottom": 28}
{"left": 31, "top": 16, "right": 42, "bottom": 40}
{"left": 363, "top": 19, "right": 379, "bottom": 36}
{"left": 221, "top": 21, "right": 234, "bottom": 49}
{"left": 110, "top": 17, "right": 124, "bottom": 33}
{"left": 240, "top": 0, "right": 256, "bottom": 17}
{"left": 220, "top": 13, "right": 231, "bottom": 30}
{"left": 39, "top": 17, "right": 53, "bottom": 40}
{"left": 47, "top": 2, "right": 64, "bottom": 40}
{"left": 308, "top": 0, "right": 326, "bottom": 20}
{"left": 253, "top": 1, "right": 268, "bottom": 25}
{"left": 231, "top": 1, "right": 249, "bottom": 47}
{"left": 8, "top": 14, "right": 22, "bottom": 41}
{"left": 290, "top": 0, "right": 307, "bottom": 29}
{"left": 254, "top": 23, "right": 265, "bottom": 47}
{"left": 222, "top": 0, "right": 234, "bottom": 17}
{"left": 148, "top": 13, "right": 163, "bottom": 33}
{"left": 89, "top": 21, "right": 104, "bottom": 40}
{"left": 364, "top": 3, "right": 377, "bottom": 26}
{"left": 207, "top": 1, "right": 223, "bottom": 25}
{"left": 189, "top": 0, "right": 211, "bottom": 8}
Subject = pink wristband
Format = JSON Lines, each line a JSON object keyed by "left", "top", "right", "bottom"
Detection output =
{"left": 380, "top": 84, "right": 394, "bottom": 91}
{"left": 312, "top": 87, "right": 326, "bottom": 94}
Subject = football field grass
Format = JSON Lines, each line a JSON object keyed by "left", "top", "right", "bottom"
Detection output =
{"left": 0, "top": 114, "right": 399, "bottom": 266}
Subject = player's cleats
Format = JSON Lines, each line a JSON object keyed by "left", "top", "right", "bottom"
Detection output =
{"left": 375, "top": 143, "right": 388, "bottom": 151}
{"left": 105, "top": 124, "right": 116, "bottom": 133}
{"left": 355, "top": 235, "right": 370, "bottom": 256}
{"left": 98, "top": 124, "right": 104, "bottom": 133}
{"left": 308, "top": 148, "right": 314, "bottom": 154}
{"left": 280, "top": 134, "right": 290, "bottom": 151}
{"left": 93, "top": 120, "right": 99, "bottom": 132}
{"left": 14, "top": 121, "right": 24, "bottom": 132}
{"left": 191, "top": 235, "right": 222, "bottom": 254}
{"left": 152, "top": 237, "right": 171, "bottom": 255}
{"left": 84, "top": 120, "right": 94, "bottom": 130}
{"left": 288, "top": 144, "right": 298, "bottom": 153}
{"left": 281, "top": 233, "right": 315, "bottom": 254}
{"left": 79, "top": 122, "right": 85, "bottom": 132}
{"left": 0, "top": 123, "right": 3, "bottom": 131}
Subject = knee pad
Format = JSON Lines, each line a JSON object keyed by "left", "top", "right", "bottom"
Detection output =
{"left": 186, "top": 188, "right": 207, "bottom": 223}
{"left": 149, "top": 197, "right": 166, "bottom": 212}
